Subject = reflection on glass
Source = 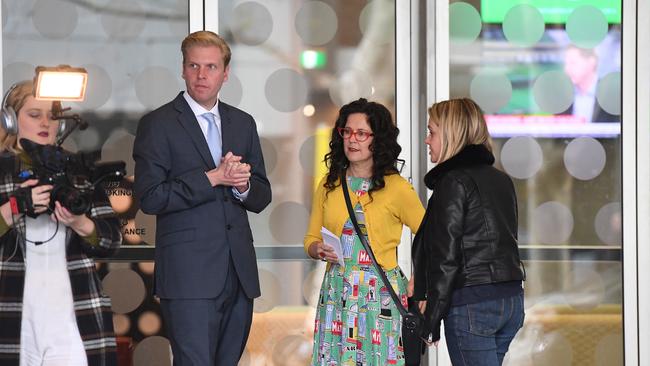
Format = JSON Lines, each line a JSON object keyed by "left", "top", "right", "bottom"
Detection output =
{"left": 3, "top": 0, "right": 188, "bottom": 248}
{"left": 218, "top": 1, "right": 397, "bottom": 248}
{"left": 451, "top": 1, "right": 622, "bottom": 365}
{"left": 132, "top": 336, "right": 172, "bottom": 366}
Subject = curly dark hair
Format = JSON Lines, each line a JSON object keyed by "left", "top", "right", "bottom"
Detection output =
{"left": 324, "top": 98, "right": 402, "bottom": 196}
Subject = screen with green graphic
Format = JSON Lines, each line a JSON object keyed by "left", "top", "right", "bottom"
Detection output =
{"left": 481, "top": 0, "right": 621, "bottom": 24}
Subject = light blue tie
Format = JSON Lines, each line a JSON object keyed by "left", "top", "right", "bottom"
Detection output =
{"left": 203, "top": 112, "right": 222, "bottom": 166}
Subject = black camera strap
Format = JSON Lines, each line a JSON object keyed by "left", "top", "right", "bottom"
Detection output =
{"left": 341, "top": 175, "right": 408, "bottom": 317}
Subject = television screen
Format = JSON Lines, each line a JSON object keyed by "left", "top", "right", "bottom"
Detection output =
{"left": 460, "top": 27, "right": 621, "bottom": 138}
{"left": 481, "top": 0, "right": 621, "bottom": 24}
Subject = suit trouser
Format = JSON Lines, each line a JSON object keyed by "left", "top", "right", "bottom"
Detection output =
{"left": 160, "top": 257, "right": 253, "bottom": 366}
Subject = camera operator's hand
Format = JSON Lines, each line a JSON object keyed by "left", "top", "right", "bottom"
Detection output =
{"left": 24, "top": 179, "right": 52, "bottom": 215}
{"left": 205, "top": 151, "right": 251, "bottom": 188}
{"left": 51, "top": 201, "right": 95, "bottom": 237}
{"left": 0, "top": 179, "right": 51, "bottom": 226}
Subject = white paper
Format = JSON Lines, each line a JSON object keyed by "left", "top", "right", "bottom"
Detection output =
{"left": 320, "top": 226, "right": 345, "bottom": 267}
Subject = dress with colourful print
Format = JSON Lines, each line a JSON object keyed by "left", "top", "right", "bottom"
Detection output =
{"left": 311, "top": 176, "right": 408, "bottom": 366}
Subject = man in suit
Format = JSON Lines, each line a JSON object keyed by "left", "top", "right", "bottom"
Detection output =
{"left": 133, "top": 31, "right": 271, "bottom": 365}
{"left": 563, "top": 45, "right": 619, "bottom": 123}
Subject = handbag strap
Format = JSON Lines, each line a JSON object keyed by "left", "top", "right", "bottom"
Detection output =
{"left": 341, "top": 175, "right": 408, "bottom": 317}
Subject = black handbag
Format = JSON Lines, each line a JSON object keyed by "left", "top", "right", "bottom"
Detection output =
{"left": 341, "top": 176, "right": 426, "bottom": 366}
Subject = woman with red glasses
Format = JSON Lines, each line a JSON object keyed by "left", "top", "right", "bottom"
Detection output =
{"left": 304, "top": 98, "right": 425, "bottom": 365}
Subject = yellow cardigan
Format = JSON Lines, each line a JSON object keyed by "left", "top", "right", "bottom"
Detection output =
{"left": 304, "top": 174, "right": 425, "bottom": 270}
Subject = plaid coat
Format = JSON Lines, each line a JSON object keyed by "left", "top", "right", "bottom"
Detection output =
{"left": 0, "top": 154, "right": 122, "bottom": 366}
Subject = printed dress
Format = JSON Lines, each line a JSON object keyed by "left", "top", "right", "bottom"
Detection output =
{"left": 311, "top": 176, "right": 408, "bottom": 366}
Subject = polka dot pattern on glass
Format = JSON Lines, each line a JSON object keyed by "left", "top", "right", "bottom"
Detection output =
{"left": 500, "top": 137, "right": 543, "bottom": 179}
{"left": 449, "top": 2, "right": 482, "bottom": 44}
{"left": 134, "top": 66, "right": 181, "bottom": 110}
{"left": 359, "top": 0, "right": 395, "bottom": 45}
{"left": 247, "top": 206, "right": 275, "bottom": 245}
{"left": 596, "top": 72, "right": 621, "bottom": 116}
{"left": 295, "top": 1, "right": 338, "bottom": 46}
{"left": 563, "top": 137, "right": 606, "bottom": 180}
{"left": 121, "top": 219, "right": 139, "bottom": 245}
{"left": 32, "top": 0, "right": 78, "bottom": 39}
{"left": 260, "top": 137, "right": 278, "bottom": 175}
{"left": 532, "top": 201, "right": 574, "bottom": 245}
{"left": 135, "top": 209, "right": 157, "bottom": 245}
{"left": 133, "top": 336, "right": 172, "bottom": 366}
{"left": 102, "top": 269, "right": 146, "bottom": 314}
{"left": 107, "top": 187, "right": 133, "bottom": 215}
{"left": 502, "top": 4, "right": 544, "bottom": 47}
{"left": 533, "top": 70, "right": 575, "bottom": 114}
{"left": 138, "top": 311, "right": 162, "bottom": 336}
{"left": 101, "top": 0, "right": 146, "bottom": 41}
{"left": 299, "top": 136, "right": 316, "bottom": 177}
{"left": 75, "top": 64, "right": 112, "bottom": 110}
{"left": 112, "top": 314, "right": 131, "bottom": 335}
{"left": 3, "top": 62, "right": 36, "bottom": 91}
{"left": 469, "top": 71, "right": 512, "bottom": 113}
{"left": 75, "top": 126, "right": 101, "bottom": 152}
{"left": 269, "top": 202, "right": 310, "bottom": 243}
{"left": 264, "top": 69, "right": 308, "bottom": 112}
{"left": 594, "top": 202, "right": 622, "bottom": 246}
{"left": 566, "top": 6, "right": 608, "bottom": 49}
{"left": 101, "top": 128, "right": 135, "bottom": 178}
{"left": 220, "top": 73, "right": 243, "bottom": 107}
{"left": 231, "top": 2, "right": 273, "bottom": 46}
{"left": 254, "top": 269, "right": 281, "bottom": 313}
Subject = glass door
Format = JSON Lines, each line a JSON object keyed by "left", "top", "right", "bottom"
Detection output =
{"left": 209, "top": 1, "right": 401, "bottom": 364}
{"left": 432, "top": 1, "right": 624, "bottom": 365}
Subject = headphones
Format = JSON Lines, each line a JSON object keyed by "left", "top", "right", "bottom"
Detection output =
{"left": 1, "top": 82, "right": 66, "bottom": 138}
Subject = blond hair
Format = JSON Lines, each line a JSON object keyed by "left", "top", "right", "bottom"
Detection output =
{"left": 1, "top": 80, "right": 35, "bottom": 153}
{"left": 428, "top": 98, "right": 492, "bottom": 163}
{"left": 181, "top": 31, "right": 232, "bottom": 67}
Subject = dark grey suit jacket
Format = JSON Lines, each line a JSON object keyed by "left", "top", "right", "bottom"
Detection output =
{"left": 133, "top": 93, "right": 271, "bottom": 299}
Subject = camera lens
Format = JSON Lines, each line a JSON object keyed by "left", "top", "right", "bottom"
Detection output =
{"left": 52, "top": 186, "right": 90, "bottom": 215}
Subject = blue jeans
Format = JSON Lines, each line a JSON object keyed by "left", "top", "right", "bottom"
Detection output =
{"left": 443, "top": 293, "right": 524, "bottom": 366}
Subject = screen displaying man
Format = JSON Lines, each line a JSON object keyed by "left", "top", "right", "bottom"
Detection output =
{"left": 563, "top": 45, "right": 619, "bottom": 123}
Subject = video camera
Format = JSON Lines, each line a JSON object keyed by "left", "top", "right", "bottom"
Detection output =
{"left": 11, "top": 138, "right": 126, "bottom": 217}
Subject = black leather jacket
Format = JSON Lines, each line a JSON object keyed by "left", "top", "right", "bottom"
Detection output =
{"left": 412, "top": 144, "right": 524, "bottom": 341}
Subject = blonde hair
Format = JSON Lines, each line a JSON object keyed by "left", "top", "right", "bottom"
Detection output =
{"left": 181, "top": 31, "right": 232, "bottom": 67}
{"left": 1, "top": 80, "right": 35, "bottom": 153}
{"left": 428, "top": 98, "right": 492, "bottom": 163}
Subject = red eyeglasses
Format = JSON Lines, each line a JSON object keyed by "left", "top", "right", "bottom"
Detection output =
{"left": 337, "top": 127, "right": 374, "bottom": 142}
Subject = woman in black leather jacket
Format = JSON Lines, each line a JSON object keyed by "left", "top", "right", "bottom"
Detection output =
{"left": 412, "top": 98, "right": 525, "bottom": 366}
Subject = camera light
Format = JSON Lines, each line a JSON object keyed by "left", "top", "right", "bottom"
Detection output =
{"left": 34, "top": 65, "right": 88, "bottom": 102}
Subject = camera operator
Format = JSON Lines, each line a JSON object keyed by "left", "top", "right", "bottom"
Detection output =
{"left": 0, "top": 80, "right": 122, "bottom": 366}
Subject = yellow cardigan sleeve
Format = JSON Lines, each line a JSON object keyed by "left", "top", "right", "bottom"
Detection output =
{"left": 304, "top": 177, "right": 327, "bottom": 254}
{"left": 398, "top": 179, "right": 426, "bottom": 234}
